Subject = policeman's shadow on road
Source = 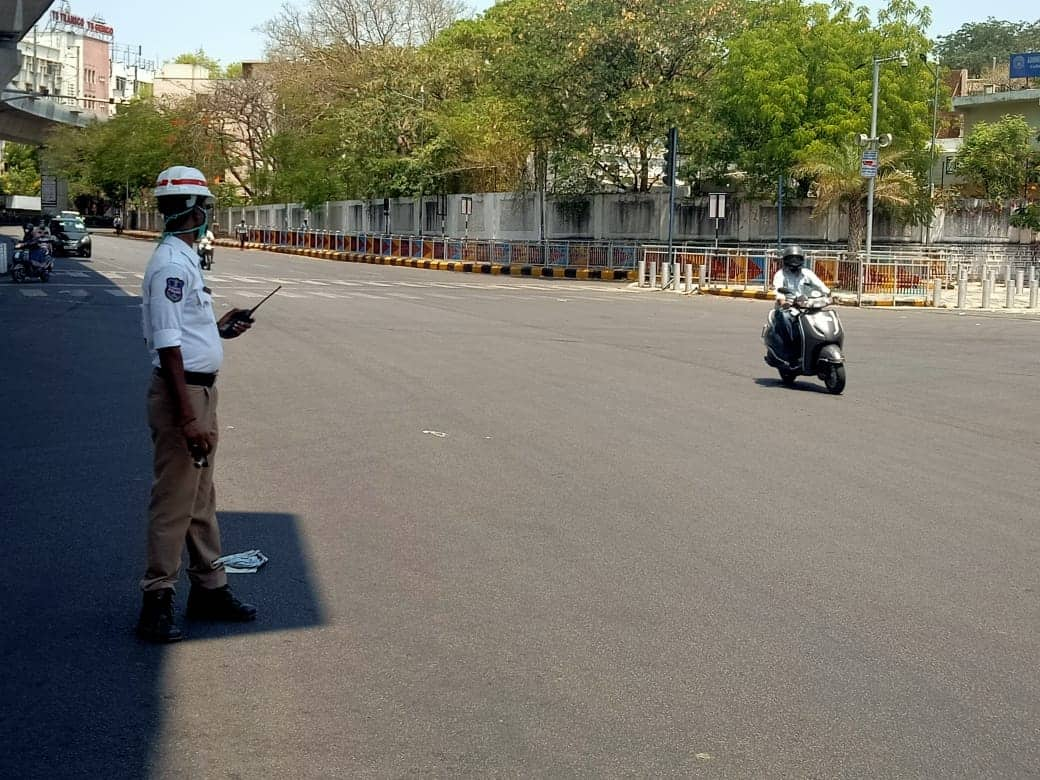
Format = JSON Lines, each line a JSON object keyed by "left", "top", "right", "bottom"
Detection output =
{"left": 174, "top": 510, "right": 326, "bottom": 642}
{"left": 0, "top": 262, "right": 325, "bottom": 779}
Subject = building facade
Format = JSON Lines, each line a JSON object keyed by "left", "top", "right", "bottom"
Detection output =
{"left": 7, "top": 3, "right": 156, "bottom": 120}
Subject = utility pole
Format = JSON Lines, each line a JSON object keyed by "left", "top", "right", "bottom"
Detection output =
{"left": 860, "top": 53, "right": 908, "bottom": 304}
{"left": 922, "top": 55, "right": 941, "bottom": 245}
{"left": 664, "top": 127, "right": 678, "bottom": 285}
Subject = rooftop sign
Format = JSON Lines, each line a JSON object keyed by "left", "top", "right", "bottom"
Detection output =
{"left": 50, "top": 9, "right": 114, "bottom": 40}
{"left": 1009, "top": 53, "right": 1040, "bottom": 79}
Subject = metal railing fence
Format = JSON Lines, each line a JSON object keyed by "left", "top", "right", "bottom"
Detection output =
{"left": 232, "top": 229, "right": 644, "bottom": 269}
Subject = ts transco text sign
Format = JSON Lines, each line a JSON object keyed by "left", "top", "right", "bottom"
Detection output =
{"left": 1010, "top": 53, "right": 1040, "bottom": 79}
{"left": 51, "top": 9, "right": 114, "bottom": 39}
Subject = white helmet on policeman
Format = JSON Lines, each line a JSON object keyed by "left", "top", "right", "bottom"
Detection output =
{"left": 154, "top": 165, "right": 214, "bottom": 238}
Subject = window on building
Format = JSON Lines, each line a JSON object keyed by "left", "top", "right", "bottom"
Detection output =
{"left": 116, "top": 76, "right": 126, "bottom": 93}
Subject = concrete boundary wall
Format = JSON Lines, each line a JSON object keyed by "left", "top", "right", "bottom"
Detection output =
{"left": 200, "top": 191, "right": 1036, "bottom": 246}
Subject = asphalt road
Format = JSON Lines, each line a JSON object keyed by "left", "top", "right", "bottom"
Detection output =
{"left": 2, "top": 231, "right": 1040, "bottom": 777}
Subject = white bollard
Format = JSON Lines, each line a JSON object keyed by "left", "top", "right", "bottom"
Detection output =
{"left": 661, "top": 262, "right": 670, "bottom": 290}
{"left": 932, "top": 279, "right": 942, "bottom": 307}
{"left": 1016, "top": 269, "right": 1025, "bottom": 296}
{"left": 685, "top": 262, "right": 693, "bottom": 294}
{"left": 1031, "top": 275, "right": 1039, "bottom": 309}
{"left": 982, "top": 277, "right": 992, "bottom": 308}
{"left": 638, "top": 259, "right": 646, "bottom": 287}
{"left": 1006, "top": 275, "right": 1015, "bottom": 308}
{"left": 699, "top": 263, "right": 707, "bottom": 291}
{"left": 957, "top": 270, "right": 967, "bottom": 309}
{"left": 649, "top": 261, "right": 657, "bottom": 289}
{"left": 675, "top": 263, "right": 685, "bottom": 293}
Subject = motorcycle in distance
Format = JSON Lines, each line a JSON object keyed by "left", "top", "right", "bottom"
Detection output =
{"left": 10, "top": 234, "right": 55, "bottom": 283}
{"left": 196, "top": 233, "right": 214, "bottom": 270}
{"left": 763, "top": 287, "right": 846, "bottom": 394}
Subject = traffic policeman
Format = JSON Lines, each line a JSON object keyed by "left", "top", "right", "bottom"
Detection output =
{"left": 137, "top": 165, "right": 256, "bottom": 643}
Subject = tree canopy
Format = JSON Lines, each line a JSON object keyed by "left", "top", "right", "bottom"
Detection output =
{"left": 935, "top": 17, "right": 1040, "bottom": 77}
{"left": 41, "top": 0, "right": 995, "bottom": 221}
{"left": 954, "top": 115, "right": 1040, "bottom": 203}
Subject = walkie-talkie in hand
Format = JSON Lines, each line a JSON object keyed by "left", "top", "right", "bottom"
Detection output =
{"left": 220, "top": 285, "right": 281, "bottom": 338}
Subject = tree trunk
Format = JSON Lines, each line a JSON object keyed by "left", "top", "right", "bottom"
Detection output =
{"left": 847, "top": 200, "right": 866, "bottom": 263}
{"left": 638, "top": 145, "right": 649, "bottom": 192}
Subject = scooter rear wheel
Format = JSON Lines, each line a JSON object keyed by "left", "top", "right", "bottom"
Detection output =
{"left": 778, "top": 369, "right": 797, "bottom": 387}
{"left": 11, "top": 265, "right": 25, "bottom": 283}
{"left": 824, "top": 364, "right": 846, "bottom": 395}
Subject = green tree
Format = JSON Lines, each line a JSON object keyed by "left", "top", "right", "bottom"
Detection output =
{"left": 43, "top": 98, "right": 237, "bottom": 207}
{"left": 714, "top": 0, "right": 935, "bottom": 195}
{"left": 0, "top": 142, "right": 41, "bottom": 195}
{"left": 795, "top": 142, "right": 917, "bottom": 259}
{"left": 954, "top": 115, "right": 1038, "bottom": 203}
{"left": 483, "top": 0, "right": 749, "bottom": 193}
{"left": 935, "top": 17, "right": 1040, "bottom": 77}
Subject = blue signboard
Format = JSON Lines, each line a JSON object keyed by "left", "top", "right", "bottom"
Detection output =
{"left": 1010, "top": 52, "right": 1040, "bottom": 78}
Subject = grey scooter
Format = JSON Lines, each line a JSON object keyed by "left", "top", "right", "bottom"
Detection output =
{"left": 763, "top": 287, "right": 846, "bottom": 394}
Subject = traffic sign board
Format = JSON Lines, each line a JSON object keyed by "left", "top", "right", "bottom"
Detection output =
{"left": 860, "top": 149, "right": 878, "bottom": 179}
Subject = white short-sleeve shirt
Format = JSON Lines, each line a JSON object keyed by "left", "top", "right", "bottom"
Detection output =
{"left": 772, "top": 267, "right": 830, "bottom": 300}
{"left": 141, "top": 235, "right": 223, "bottom": 372}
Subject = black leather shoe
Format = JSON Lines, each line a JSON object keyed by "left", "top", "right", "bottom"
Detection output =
{"left": 137, "top": 589, "right": 184, "bottom": 643}
{"left": 185, "top": 585, "right": 257, "bottom": 622}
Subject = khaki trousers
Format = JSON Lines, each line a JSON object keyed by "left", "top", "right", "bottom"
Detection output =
{"left": 140, "top": 373, "right": 227, "bottom": 591}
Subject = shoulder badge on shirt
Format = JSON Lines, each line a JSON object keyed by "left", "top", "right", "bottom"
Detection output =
{"left": 165, "top": 277, "right": 185, "bottom": 302}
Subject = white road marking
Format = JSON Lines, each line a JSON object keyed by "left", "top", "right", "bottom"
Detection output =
{"left": 309, "top": 292, "right": 343, "bottom": 299}
{"left": 386, "top": 292, "right": 422, "bottom": 300}
{"left": 352, "top": 292, "right": 386, "bottom": 299}
{"left": 301, "top": 280, "right": 330, "bottom": 286}
{"left": 20, "top": 289, "right": 46, "bottom": 297}
{"left": 106, "top": 289, "right": 132, "bottom": 296}
{"left": 59, "top": 289, "right": 89, "bottom": 297}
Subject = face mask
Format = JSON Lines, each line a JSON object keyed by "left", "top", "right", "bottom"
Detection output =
{"left": 161, "top": 201, "right": 211, "bottom": 239}
{"left": 196, "top": 209, "right": 209, "bottom": 241}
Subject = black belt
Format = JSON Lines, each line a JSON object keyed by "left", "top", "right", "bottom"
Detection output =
{"left": 155, "top": 368, "right": 217, "bottom": 387}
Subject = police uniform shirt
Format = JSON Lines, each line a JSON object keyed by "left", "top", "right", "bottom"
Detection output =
{"left": 142, "top": 234, "right": 223, "bottom": 372}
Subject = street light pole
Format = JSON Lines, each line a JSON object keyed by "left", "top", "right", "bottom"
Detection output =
{"left": 860, "top": 52, "right": 908, "bottom": 305}
{"left": 924, "top": 57, "right": 940, "bottom": 245}
{"left": 862, "top": 58, "right": 881, "bottom": 305}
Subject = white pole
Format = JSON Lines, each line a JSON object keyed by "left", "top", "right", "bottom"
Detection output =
{"left": 861, "top": 58, "right": 880, "bottom": 307}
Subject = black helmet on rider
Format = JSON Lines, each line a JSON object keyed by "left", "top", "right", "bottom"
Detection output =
{"left": 781, "top": 244, "right": 805, "bottom": 271}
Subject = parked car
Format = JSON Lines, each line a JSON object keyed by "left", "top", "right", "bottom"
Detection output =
{"left": 49, "top": 216, "right": 92, "bottom": 258}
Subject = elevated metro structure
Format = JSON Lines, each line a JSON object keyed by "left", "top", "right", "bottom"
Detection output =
{"left": 1, "top": 0, "right": 93, "bottom": 144}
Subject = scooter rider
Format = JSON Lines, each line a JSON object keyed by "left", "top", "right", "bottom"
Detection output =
{"left": 772, "top": 245, "right": 830, "bottom": 363}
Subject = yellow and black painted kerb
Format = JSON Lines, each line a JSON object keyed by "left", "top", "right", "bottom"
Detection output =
{"left": 120, "top": 230, "right": 638, "bottom": 283}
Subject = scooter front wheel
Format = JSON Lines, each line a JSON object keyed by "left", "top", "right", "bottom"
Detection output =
{"left": 778, "top": 369, "right": 797, "bottom": 387}
{"left": 824, "top": 364, "right": 846, "bottom": 395}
